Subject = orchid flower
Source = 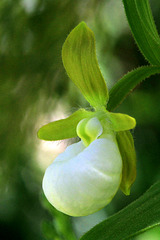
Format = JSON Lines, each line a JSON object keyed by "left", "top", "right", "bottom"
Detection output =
{"left": 38, "top": 22, "right": 136, "bottom": 217}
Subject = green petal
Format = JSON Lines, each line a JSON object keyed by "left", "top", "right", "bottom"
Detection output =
{"left": 108, "top": 112, "right": 136, "bottom": 131}
{"left": 116, "top": 131, "right": 136, "bottom": 195}
{"left": 62, "top": 22, "right": 109, "bottom": 108}
{"left": 37, "top": 109, "right": 94, "bottom": 141}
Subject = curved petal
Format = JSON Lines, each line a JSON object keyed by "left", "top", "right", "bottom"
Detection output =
{"left": 42, "top": 137, "right": 122, "bottom": 216}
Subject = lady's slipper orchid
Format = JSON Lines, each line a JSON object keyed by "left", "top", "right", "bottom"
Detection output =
{"left": 38, "top": 22, "right": 137, "bottom": 216}
{"left": 43, "top": 117, "right": 122, "bottom": 216}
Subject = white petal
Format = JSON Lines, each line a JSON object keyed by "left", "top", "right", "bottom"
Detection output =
{"left": 54, "top": 141, "right": 85, "bottom": 162}
{"left": 43, "top": 137, "right": 122, "bottom": 216}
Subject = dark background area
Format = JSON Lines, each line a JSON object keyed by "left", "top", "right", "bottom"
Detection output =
{"left": 0, "top": 0, "right": 160, "bottom": 239}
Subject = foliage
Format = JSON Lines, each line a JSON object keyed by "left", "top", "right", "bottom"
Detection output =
{"left": 80, "top": 181, "right": 160, "bottom": 240}
{"left": 1, "top": 0, "right": 160, "bottom": 239}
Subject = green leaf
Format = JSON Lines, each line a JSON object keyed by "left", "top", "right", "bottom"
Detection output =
{"left": 62, "top": 22, "right": 109, "bottom": 108}
{"left": 108, "top": 112, "right": 136, "bottom": 132}
{"left": 108, "top": 66, "right": 160, "bottom": 111}
{"left": 116, "top": 131, "right": 136, "bottom": 195}
{"left": 80, "top": 181, "right": 160, "bottom": 240}
{"left": 122, "top": 0, "right": 160, "bottom": 65}
{"left": 37, "top": 109, "right": 94, "bottom": 141}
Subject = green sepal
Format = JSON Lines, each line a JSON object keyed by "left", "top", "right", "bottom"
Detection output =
{"left": 108, "top": 112, "right": 136, "bottom": 132}
{"left": 62, "top": 22, "right": 109, "bottom": 108}
{"left": 116, "top": 131, "right": 136, "bottom": 195}
{"left": 37, "top": 109, "right": 94, "bottom": 141}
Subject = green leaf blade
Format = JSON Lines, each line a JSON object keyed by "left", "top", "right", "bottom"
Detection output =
{"left": 108, "top": 66, "right": 160, "bottom": 111}
{"left": 123, "top": 0, "right": 160, "bottom": 65}
{"left": 62, "top": 22, "right": 109, "bottom": 108}
{"left": 137, "top": 1, "right": 160, "bottom": 41}
{"left": 80, "top": 182, "right": 160, "bottom": 240}
{"left": 37, "top": 109, "right": 94, "bottom": 141}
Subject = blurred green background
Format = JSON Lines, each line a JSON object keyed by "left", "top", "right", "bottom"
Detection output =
{"left": 1, "top": 0, "right": 160, "bottom": 239}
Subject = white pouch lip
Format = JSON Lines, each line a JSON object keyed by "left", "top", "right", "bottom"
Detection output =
{"left": 43, "top": 137, "right": 122, "bottom": 216}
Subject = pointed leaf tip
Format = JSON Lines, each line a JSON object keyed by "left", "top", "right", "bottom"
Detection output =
{"left": 62, "top": 22, "right": 109, "bottom": 108}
